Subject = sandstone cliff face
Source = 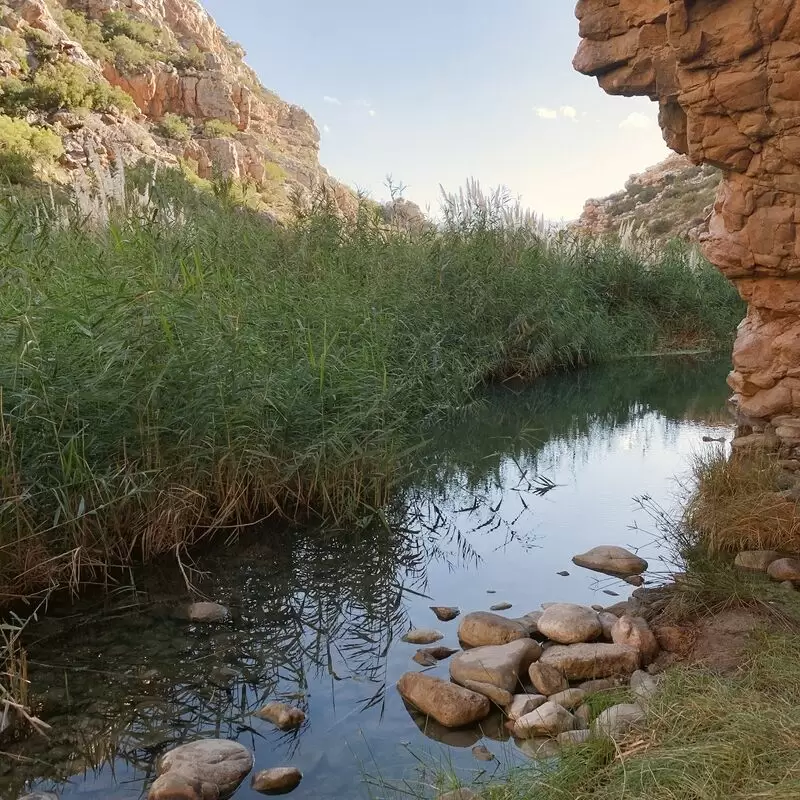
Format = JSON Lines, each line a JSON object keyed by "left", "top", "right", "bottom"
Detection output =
{"left": 0, "top": 0, "right": 356, "bottom": 218}
{"left": 575, "top": 0, "right": 800, "bottom": 447}
{"left": 577, "top": 152, "right": 720, "bottom": 240}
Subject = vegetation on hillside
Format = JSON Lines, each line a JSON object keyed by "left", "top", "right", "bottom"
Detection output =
{"left": 0, "top": 167, "right": 744, "bottom": 602}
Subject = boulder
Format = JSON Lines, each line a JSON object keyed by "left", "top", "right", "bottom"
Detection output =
{"left": 573, "top": 703, "right": 592, "bottom": 729}
{"left": 513, "top": 701, "right": 576, "bottom": 738}
{"left": 578, "top": 677, "right": 626, "bottom": 694}
{"left": 630, "top": 670, "right": 659, "bottom": 704}
{"left": 592, "top": 703, "right": 647, "bottom": 741}
{"left": 572, "top": 546, "right": 647, "bottom": 577}
{"left": 528, "top": 662, "right": 568, "bottom": 696}
{"left": 450, "top": 638, "right": 541, "bottom": 693}
{"left": 185, "top": 602, "right": 229, "bottom": 624}
{"left": 611, "top": 616, "right": 659, "bottom": 665}
{"left": 506, "top": 693, "right": 547, "bottom": 721}
{"left": 402, "top": 628, "right": 444, "bottom": 644}
{"left": 513, "top": 611, "right": 542, "bottom": 636}
{"left": 540, "top": 643, "right": 640, "bottom": 680}
{"left": 557, "top": 729, "right": 592, "bottom": 746}
{"left": 457, "top": 612, "right": 528, "bottom": 647}
{"left": 537, "top": 604, "right": 602, "bottom": 644}
{"left": 255, "top": 703, "right": 305, "bottom": 730}
{"left": 251, "top": 767, "right": 302, "bottom": 794}
{"left": 461, "top": 680, "right": 513, "bottom": 708}
{"left": 767, "top": 558, "right": 800, "bottom": 582}
{"left": 397, "top": 672, "right": 490, "bottom": 728}
{"left": 598, "top": 611, "right": 619, "bottom": 640}
{"left": 548, "top": 688, "right": 586, "bottom": 710}
{"left": 430, "top": 606, "right": 460, "bottom": 622}
{"left": 149, "top": 740, "right": 253, "bottom": 800}
{"left": 734, "top": 550, "right": 781, "bottom": 571}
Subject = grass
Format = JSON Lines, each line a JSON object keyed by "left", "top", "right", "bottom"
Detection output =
{"left": 0, "top": 168, "right": 743, "bottom": 603}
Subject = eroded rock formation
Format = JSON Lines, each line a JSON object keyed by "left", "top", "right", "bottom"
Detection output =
{"left": 574, "top": 0, "right": 800, "bottom": 447}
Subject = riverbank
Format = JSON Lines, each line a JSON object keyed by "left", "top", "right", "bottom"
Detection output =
{"left": 441, "top": 451, "right": 800, "bottom": 800}
{"left": 0, "top": 170, "right": 743, "bottom": 604}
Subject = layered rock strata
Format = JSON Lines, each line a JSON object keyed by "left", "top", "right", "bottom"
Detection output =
{"left": 574, "top": 0, "right": 800, "bottom": 447}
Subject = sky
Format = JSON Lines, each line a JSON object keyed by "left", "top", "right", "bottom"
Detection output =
{"left": 202, "top": 0, "right": 671, "bottom": 221}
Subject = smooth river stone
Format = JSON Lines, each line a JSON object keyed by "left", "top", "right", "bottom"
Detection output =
{"left": 457, "top": 611, "right": 528, "bottom": 647}
{"left": 592, "top": 703, "right": 647, "bottom": 741}
{"left": 460, "top": 679, "right": 513, "bottom": 707}
{"left": 528, "top": 662, "right": 569, "bottom": 696}
{"left": 506, "top": 693, "right": 547, "bottom": 721}
{"left": 255, "top": 702, "right": 305, "bottom": 730}
{"left": 149, "top": 739, "right": 253, "bottom": 800}
{"left": 734, "top": 550, "right": 781, "bottom": 571}
{"left": 402, "top": 628, "right": 444, "bottom": 644}
{"left": 513, "top": 701, "right": 576, "bottom": 738}
{"left": 540, "top": 643, "right": 640, "bottom": 681}
{"left": 611, "top": 615, "right": 659, "bottom": 665}
{"left": 767, "top": 558, "right": 800, "bottom": 582}
{"left": 572, "top": 545, "right": 648, "bottom": 577}
{"left": 537, "top": 603, "right": 602, "bottom": 644}
{"left": 251, "top": 767, "right": 302, "bottom": 794}
{"left": 450, "top": 638, "right": 542, "bottom": 693}
{"left": 397, "top": 672, "right": 490, "bottom": 728}
{"left": 184, "top": 601, "right": 230, "bottom": 623}
{"left": 430, "top": 606, "right": 461, "bottom": 622}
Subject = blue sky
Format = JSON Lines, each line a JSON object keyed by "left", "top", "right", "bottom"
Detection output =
{"left": 202, "top": 0, "right": 670, "bottom": 220}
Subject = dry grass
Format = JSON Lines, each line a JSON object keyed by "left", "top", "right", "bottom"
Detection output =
{"left": 685, "top": 450, "right": 800, "bottom": 554}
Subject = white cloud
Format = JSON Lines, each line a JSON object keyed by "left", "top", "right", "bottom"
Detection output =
{"left": 323, "top": 95, "right": 341, "bottom": 105}
{"left": 536, "top": 107, "right": 558, "bottom": 119}
{"left": 368, "top": 109, "right": 376, "bottom": 117}
{"left": 560, "top": 105, "right": 577, "bottom": 120}
{"left": 322, "top": 124, "right": 331, "bottom": 134}
{"left": 620, "top": 111, "right": 655, "bottom": 130}
{"left": 536, "top": 106, "right": 579, "bottom": 121}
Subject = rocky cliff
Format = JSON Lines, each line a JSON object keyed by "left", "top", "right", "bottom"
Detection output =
{"left": 575, "top": 0, "right": 800, "bottom": 449}
{"left": 0, "top": 0, "right": 357, "bottom": 218}
{"left": 577, "top": 152, "right": 720, "bottom": 240}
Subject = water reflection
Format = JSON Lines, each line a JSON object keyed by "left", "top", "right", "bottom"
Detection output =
{"left": 3, "top": 356, "right": 733, "bottom": 800}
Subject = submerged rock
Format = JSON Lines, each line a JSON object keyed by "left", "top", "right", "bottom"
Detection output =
{"left": 149, "top": 739, "right": 253, "bottom": 800}
{"left": 251, "top": 767, "right": 302, "bottom": 794}
{"left": 184, "top": 602, "right": 230, "bottom": 624}
{"left": 540, "top": 643, "right": 640, "bottom": 680}
{"left": 255, "top": 703, "right": 305, "bottom": 730}
{"left": 457, "top": 612, "right": 528, "bottom": 647}
{"left": 402, "top": 628, "right": 444, "bottom": 645}
{"left": 490, "top": 602, "right": 513, "bottom": 611}
{"left": 572, "top": 546, "right": 648, "bottom": 577}
{"left": 430, "top": 606, "right": 461, "bottom": 622}
{"left": 471, "top": 744, "right": 495, "bottom": 761}
{"left": 397, "top": 672, "right": 491, "bottom": 728}
{"left": 537, "top": 604, "right": 602, "bottom": 644}
{"left": 450, "top": 639, "right": 542, "bottom": 693}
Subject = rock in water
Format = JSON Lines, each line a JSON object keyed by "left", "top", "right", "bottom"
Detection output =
{"left": 734, "top": 551, "right": 781, "bottom": 571}
{"left": 767, "top": 558, "right": 800, "bottom": 582}
{"left": 251, "top": 767, "right": 302, "bottom": 794}
{"left": 537, "top": 604, "right": 602, "bottom": 644}
{"left": 513, "top": 611, "right": 543, "bottom": 636}
{"left": 460, "top": 680, "right": 512, "bottom": 707}
{"left": 513, "top": 701, "right": 576, "bottom": 738}
{"left": 457, "top": 612, "right": 528, "bottom": 647}
{"left": 450, "top": 639, "right": 542, "bottom": 693}
{"left": 490, "top": 602, "right": 513, "bottom": 611}
{"left": 572, "top": 546, "right": 648, "bottom": 577}
{"left": 528, "top": 662, "right": 569, "bottom": 696}
{"left": 592, "top": 703, "right": 646, "bottom": 741}
{"left": 397, "top": 672, "right": 491, "bottom": 728}
{"left": 611, "top": 616, "right": 659, "bottom": 665}
{"left": 430, "top": 606, "right": 461, "bottom": 622}
{"left": 412, "top": 650, "right": 437, "bottom": 667}
{"left": 255, "top": 703, "right": 305, "bottom": 730}
{"left": 540, "top": 643, "right": 640, "bottom": 681}
{"left": 402, "top": 628, "right": 444, "bottom": 644}
{"left": 506, "top": 693, "right": 547, "bottom": 720}
{"left": 471, "top": 744, "right": 495, "bottom": 761}
{"left": 149, "top": 739, "right": 253, "bottom": 799}
{"left": 184, "top": 602, "right": 230, "bottom": 623}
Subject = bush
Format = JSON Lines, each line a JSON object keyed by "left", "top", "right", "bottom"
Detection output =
{"left": 263, "top": 160, "right": 286, "bottom": 182}
{"left": 102, "top": 10, "right": 161, "bottom": 47}
{"left": 107, "top": 33, "right": 154, "bottom": 72}
{"left": 170, "top": 43, "right": 207, "bottom": 71}
{"left": 61, "top": 9, "right": 113, "bottom": 62}
{"left": 158, "top": 113, "right": 192, "bottom": 140}
{"left": 202, "top": 118, "right": 238, "bottom": 138}
{"left": 0, "top": 113, "right": 62, "bottom": 183}
{"left": 27, "top": 61, "right": 136, "bottom": 113}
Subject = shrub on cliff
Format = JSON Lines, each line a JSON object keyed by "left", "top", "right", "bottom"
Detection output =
{"left": 202, "top": 118, "right": 239, "bottom": 138}
{"left": 61, "top": 9, "right": 113, "bottom": 62}
{"left": 102, "top": 10, "right": 162, "bottom": 48}
{"left": 158, "top": 113, "right": 192, "bottom": 141}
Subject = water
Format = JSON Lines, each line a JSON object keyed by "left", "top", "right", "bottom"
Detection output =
{"left": 3, "top": 356, "right": 733, "bottom": 799}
